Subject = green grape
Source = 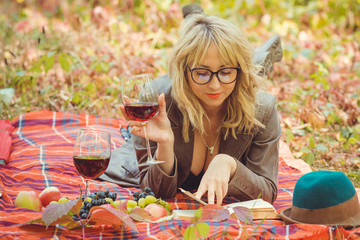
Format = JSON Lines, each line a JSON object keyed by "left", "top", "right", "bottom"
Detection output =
{"left": 112, "top": 200, "right": 121, "bottom": 207}
{"left": 164, "top": 202, "right": 171, "bottom": 213}
{"left": 67, "top": 210, "right": 75, "bottom": 217}
{"left": 105, "top": 197, "right": 113, "bottom": 204}
{"left": 126, "top": 200, "right": 138, "bottom": 213}
{"left": 126, "top": 207, "right": 134, "bottom": 213}
{"left": 158, "top": 199, "right": 166, "bottom": 206}
{"left": 144, "top": 195, "right": 157, "bottom": 205}
{"left": 58, "top": 197, "right": 69, "bottom": 203}
{"left": 127, "top": 200, "right": 137, "bottom": 209}
{"left": 138, "top": 197, "right": 146, "bottom": 208}
{"left": 49, "top": 201, "right": 58, "bottom": 205}
{"left": 155, "top": 198, "right": 171, "bottom": 213}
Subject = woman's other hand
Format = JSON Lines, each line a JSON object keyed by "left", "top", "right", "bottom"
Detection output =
{"left": 194, "top": 154, "right": 237, "bottom": 206}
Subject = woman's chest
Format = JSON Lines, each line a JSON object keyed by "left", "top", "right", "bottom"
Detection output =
{"left": 190, "top": 130, "right": 221, "bottom": 175}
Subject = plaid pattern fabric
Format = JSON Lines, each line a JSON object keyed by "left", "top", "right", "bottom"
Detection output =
{"left": 1, "top": 110, "right": 359, "bottom": 239}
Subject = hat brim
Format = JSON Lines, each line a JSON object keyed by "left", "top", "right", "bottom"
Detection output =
{"left": 280, "top": 206, "right": 360, "bottom": 227}
{"left": 279, "top": 207, "right": 302, "bottom": 225}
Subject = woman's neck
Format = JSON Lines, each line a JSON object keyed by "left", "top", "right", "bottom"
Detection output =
{"left": 203, "top": 104, "right": 223, "bottom": 119}
{"left": 203, "top": 106, "right": 223, "bottom": 131}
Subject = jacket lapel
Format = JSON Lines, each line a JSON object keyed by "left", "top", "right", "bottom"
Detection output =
{"left": 219, "top": 132, "right": 253, "bottom": 160}
{"left": 167, "top": 96, "right": 194, "bottom": 180}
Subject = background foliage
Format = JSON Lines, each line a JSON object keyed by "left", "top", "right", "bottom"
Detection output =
{"left": 1, "top": 0, "right": 359, "bottom": 186}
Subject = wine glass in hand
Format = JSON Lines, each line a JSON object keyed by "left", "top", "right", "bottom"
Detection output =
{"left": 73, "top": 129, "right": 111, "bottom": 200}
{"left": 122, "top": 73, "right": 164, "bottom": 166}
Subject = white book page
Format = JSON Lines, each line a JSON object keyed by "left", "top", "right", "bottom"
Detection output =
{"left": 224, "top": 199, "right": 274, "bottom": 210}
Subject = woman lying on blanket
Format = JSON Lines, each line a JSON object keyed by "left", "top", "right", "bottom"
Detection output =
{"left": 112, "top": 14, "right": 281, "bottom": 206}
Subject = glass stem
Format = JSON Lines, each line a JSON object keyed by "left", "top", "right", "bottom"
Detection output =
{"left": 144, "top": 123, "right": 153, "bottom": 162}
{"left": 84, "top": 180, "right": 89, "bottom": 200}
{"left": 82, "top": 223, "right": 86, "bottom": 240}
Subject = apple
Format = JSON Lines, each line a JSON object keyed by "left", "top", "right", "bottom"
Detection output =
{"left": 144, "top": 203, "right": 167, "bottom": 221}
{"left": 39, "top": 186, "right": 62, "bottom": 207}
{"left": 14, "top": 191, "right": 42, "bottom": 211}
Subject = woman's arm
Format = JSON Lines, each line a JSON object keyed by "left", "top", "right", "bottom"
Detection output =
{"left": 195, "top": 93, "right": 281, "bottom": 205}
{"left": 228, "top": 100, "right": 281, "bottom": 204}
{"left": 127, "top": 93, "right": 179, "bottom": 198}
{"left": 134, "top": 138, "right": 180, "bottom": 198}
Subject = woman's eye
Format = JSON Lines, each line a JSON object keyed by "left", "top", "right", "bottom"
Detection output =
{"left": 196, "top": 71, "right": 210, "bottom": 76}
{"left": 219, "top": 70, "right": 231, "bottom": 75}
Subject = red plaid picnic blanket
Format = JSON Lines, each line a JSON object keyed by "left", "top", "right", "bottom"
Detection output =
{"left": 1, "top": 110, "right": 359, "bottom": 239}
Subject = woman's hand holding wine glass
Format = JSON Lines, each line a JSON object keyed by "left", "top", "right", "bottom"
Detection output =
{"left": 121, "top": 73, "right": 173, "bottom": 166}
{"left": 122, "top": 93, "right": 174, "bottom": 144}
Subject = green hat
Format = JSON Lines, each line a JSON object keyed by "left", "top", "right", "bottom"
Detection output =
{"left": 280, "top": 171, "right": 360, "bottom": 226}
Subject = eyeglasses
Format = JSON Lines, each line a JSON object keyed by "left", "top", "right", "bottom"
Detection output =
{"left": 188, "top": 66, "right": 240, "bottom": 85}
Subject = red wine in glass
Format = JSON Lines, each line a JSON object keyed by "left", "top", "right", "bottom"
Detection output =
{"left": 73, "top": 155, "right": 110, "bottom": 179}
{"left": 73, "top": 129, "right": 111, "bottom": 203}
{"left": 124, "top": 102, "right": 159, "bottom": 122}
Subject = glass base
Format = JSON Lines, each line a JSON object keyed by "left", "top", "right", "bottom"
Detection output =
{"left": 138, "top": 160, "right": 165, "bottom": 167}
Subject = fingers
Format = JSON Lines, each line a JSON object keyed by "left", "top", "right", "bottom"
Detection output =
{"left": 127, "top": 120, "right": 146, "bottom": 127}
{"left": 207, "top": 187, "right": 215, "bottom": 205}
{"left": 215, "top": 184, "right": 226, "bottom": 206}
{"left": 122, "top": 95, "right": 132, "bottom": 104}
{"left": 195, "top": 186, "right": 221, "bottom": 205}
{"left": 195, "top": 182, "right": 219, "bottom": 205}
{"left": 120, "top": 105, "right": 139, "bottom": 122}
{"left": 194, "top": 183, "right": 207, "bottom": 202}
{"left": 158, "top": 93, "right": 166, "bottom": 116}
{"left": 120, "top": 104, "right": 132, "bottom": 121}
{"left": 120, "top": 104, "right": 126, "bottom": 117}
{"left": 221, "top": 184, "right": 228, "bottom": 205}
{"left": 210, "top": 185, "right": 223, "bottom": 206}
{"left": 120, "top": 96, "right": 133, "bottom": 121}
{"left": 196, "top": 178, "right": 228, "bottom": 206}
{"left": 129, "top": 125, "right": 145, "bottom": 137}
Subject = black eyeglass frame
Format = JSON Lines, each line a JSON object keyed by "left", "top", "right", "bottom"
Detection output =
{"left": 187, "top": 66, "right": 241, "bottom": 85}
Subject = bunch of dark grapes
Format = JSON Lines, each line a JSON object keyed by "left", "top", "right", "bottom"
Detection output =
{"left": 72, "top": 190, "right": 117, "bottom": 221}
{"left": 132, "top": 187, "right": 155, "bottom": 201}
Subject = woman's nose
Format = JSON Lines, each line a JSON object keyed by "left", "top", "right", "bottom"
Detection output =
{"left": 208, "top": 74, "right": 221, "bottom": 89}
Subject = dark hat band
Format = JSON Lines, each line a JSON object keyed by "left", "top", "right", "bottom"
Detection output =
{"left": 290, "top": 194, "right": 360, "bottom": 225}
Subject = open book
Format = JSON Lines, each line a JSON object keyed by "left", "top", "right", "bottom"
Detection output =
{"left": 173, "top": 198, "right": 280, "bottom": 221}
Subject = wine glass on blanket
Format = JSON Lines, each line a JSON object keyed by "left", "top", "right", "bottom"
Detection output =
{"left": 122, "top": 73, "right": 164, "bottom": 166}
{"left": 73, "top": 129, "right": 111, "bottom": 200}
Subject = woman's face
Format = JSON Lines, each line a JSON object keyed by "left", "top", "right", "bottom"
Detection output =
{"left": 187, "top": 44, "right": 237, "bottom": 111}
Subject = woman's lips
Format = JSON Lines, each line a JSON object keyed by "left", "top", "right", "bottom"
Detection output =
{"left": 206, "top": 93, "right": 221, "bottom": 99}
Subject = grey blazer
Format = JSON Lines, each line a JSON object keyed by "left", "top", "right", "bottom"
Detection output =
{"left": 99, "top": 75, "right": 281, "bottom": 204}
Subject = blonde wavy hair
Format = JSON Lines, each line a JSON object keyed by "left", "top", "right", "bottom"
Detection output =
{"left": 168, "top": 14, "right": 265, "bottom": 142}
